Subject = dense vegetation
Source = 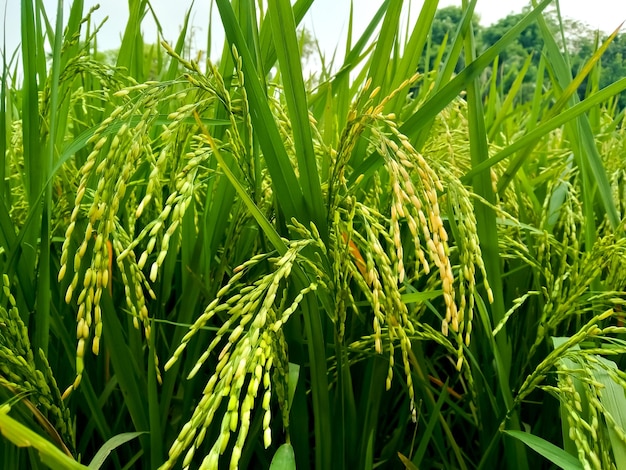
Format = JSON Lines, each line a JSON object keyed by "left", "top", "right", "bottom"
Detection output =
{"left": 2, "top": 0, "right": 626, "bottom": 469}
{"left": 430, "top": 6, "right": 626, "bottom": 106}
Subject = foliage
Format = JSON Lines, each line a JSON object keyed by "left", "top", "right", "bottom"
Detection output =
{"left": 423, "top": 5, "right": 479, "bottom": 73}
{"left": 2, "top": 1, "right": 626, "bottom": 469}
{"left": 429, "top": 6, "right": 626, "bottom": 107}
{"left": 572, "top": 31, "right": 626, "bottom": 109}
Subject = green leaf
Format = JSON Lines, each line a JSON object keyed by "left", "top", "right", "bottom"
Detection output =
{"left": 269, "top": 443, "right": 296, "bottom": 470}
{"left": 398, "top": 452, "right": 419, "bottom": 470}
{"left": 401, "top": 290, "right": 443, "bottom": 304}
{"left": 87, "top": 432, "right": 146, "bottom": 470}
{"left": 0, "top": 407, "right": 87, "bottom": 470}
{"left": 402, "top": 0, "right": 552, "bottom": 140}
{"left": 194, "top": 114, "right": 287, "bottom": 255}
{"left": 215, "top": 0, "right": 307, "bottom": 223}
{"left": 267, "top": 0, "right": 326, "bottom": 237}
{"left": 503, "top": 430, "right": 583, "bottom": 470}
{"left": 350, "top": 0, "right": 554, "bottom": 186}
{"left": 462, "top": 77, "right": 626, "bottom": 182}
{"left": 288, "top": 363, "right": 300, "bottom": 411}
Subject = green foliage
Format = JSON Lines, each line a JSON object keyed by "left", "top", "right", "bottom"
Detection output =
{"left": 572, "top": 31, "right": 626, "bottom": 109}
{"left": 421, "top": 5, "right": 480, "bottom": 75}
{"left": 2, "top": 1, "right": 626, "bottom": 469}
{"left": 426, "top": 7, "right": 626, "bottom": 108}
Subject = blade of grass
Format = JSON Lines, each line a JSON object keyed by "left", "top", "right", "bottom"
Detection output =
{"left": 412, "top": 381, "right": 449, "bottom": 466}
{"left": 0, "top": 406, "right": 87, "bottom": 470}
{"left": 434, "top": 0, "right": 477, "bottom": 91}
{"left": 463, "top": 11, "right": 528, "bottom": 467}
{"left": 349, "top": 0, "right": 402, "bottom": 168}
{"left": 356, "top": 357, "right": 387, "bottom": 470}
{"left": 216, "top": 0, "right": 307, "bottom": 224}
{"left": 33, "top": 0, "right": 64, "bottom": 364}
{"left": 409, "top": 0, "right": 477, "bottom": 152}
{"left": 405, "top": 0, "right": 550, "bottom": 140}
{"left": 386, "top": 0, "right": 439, "bottom": 113}
{"left": 19, "top": 0, "right": 43, "bottom": 321}
{"left": 591, "top": 357, "right": 626, "bottom": 469}
{"left": 147, "top": 321, "right": 162, "bottom": 468}
{"left": 549, "top": 23, "right": 623, "bottom": 118}
{"left": 0, "top": 8, "right": 7, "bottom": 205}
{"left": 528, "top": 1, "right": 619, "bottom": 231}
{"left": 268, "top": 0, "right": 327, "bottom": 238}
{"left": 100, "top": 290, "right": 149, "bottom": 452}
{"left": 87, "top": 432, "right": 146, "bottom": 470}
{"left": 269, "top": 443, "right": 296, "bottom": 470}
{"left": 366, "top": 0, "right": 402, "bottom": 95}
{"left": 495, "top": 24, "right": 624, "bottom": 208}
{"left": 330, "top": 0, "right": 389, "bottom": 133}
{"left": 503, "top": 430, "right": 583, "bottom": 470}
{"left": 117, "top": 0, "right": 148, "bottom": 81}
{"left": 259, "top": 0, "right": 314, "bottom": 76}
{"left": 487, "top": 52, "right": 533, "bottom": 141}
{"left": 463, "top": 6, "right": 507, "bottom": 346}
{"left": 162, "top": 3, "right": 194, "bottom": 81}
{"left": 333, "top": 340, "right": 357, "bottom": 469}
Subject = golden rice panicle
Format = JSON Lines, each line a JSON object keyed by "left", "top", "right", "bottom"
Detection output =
{"left": 162, "top": 242, "right": 314, "bottom": 469}
{"left": 547, "top": 348, "right": 626, "bottom": 470}
{"left": 332, "top": 201, "right": 362, "bottom": 342}
{"left": 60, "top": 99, "right": 141, "bottom": 396}
{"left": 111, "top": 234, "right": 153, "bottom": 335}
{"left": 358, "top": 206, "right": 393, "bottom": 352}
{"left": 231, "top": 45, "right": 254, "bottom": 161}
{"left": 528, "top": 186, "right": 626, "bottom": 360}
{"left": 373, "top": 114, "right": 494, "bottom": 373}
{"left": 442, "top": 179, "right": 493, "bottom": 367}
{"left": 374, "top": 125, "right": 458, "bottom": 338}
{"left": 329, "top": 81, "right": 386, "bottom": 204}
{"left": 62, "top": 61, "right": 242, "bottom": 396}
{"left": 271, "top": 326, "right": 292, "bottom": 431}
{"left": 351, "top": 202, "right": 418, "bottom": 414}
{"left": 61, "top": 74, "right": 204, "bottom": 395}
{"left": 527, "top": 180, "right": 580, "bottom": 354}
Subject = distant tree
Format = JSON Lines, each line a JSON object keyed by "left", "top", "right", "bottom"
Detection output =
{"left": 430, "top": 6, "right": 467, "bottom": 45}
{"left": 479, "top": 10, "right": 546, "bottom": 97}
{"left": 297, "top": 27, "right": 317, "bottom": 64}
{"left": 420, "top": 6, "right": 626, "bottom": 110}
{"left": 423, "top": 6, "right": 480, "bottom": 74}
{"left": 599, "top": 34, "right": 626, "bottom": 100}
{"left": 481, "top": 12, "right": 544, "bottom": 56}
{"left": 571, "top": 31, "right": 626, "bottom": 109}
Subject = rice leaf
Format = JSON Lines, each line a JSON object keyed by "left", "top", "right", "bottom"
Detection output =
{"left": 0, "top": 406, "right": 87, "bottom": 470}
{"left": 503, "top": 430, "right": 584, "bottom": 470}
{"left": 216, "top": 0, "right": 307, "bottom": 223}
{"left": 268, "top": 0, "right": 326, "bottom": 236}
{"left": 87, "top": 432, "right": 146, "bottom": 470}
{"left": 269, "top": 443, "right": 296, "bottom": 470}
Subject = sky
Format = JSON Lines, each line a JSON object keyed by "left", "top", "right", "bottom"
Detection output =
{"left": 2, "top": 0, "right": 626, "bottom": 67}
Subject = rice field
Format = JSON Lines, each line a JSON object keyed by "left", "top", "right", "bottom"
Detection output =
{"left": 2, "top": 0, "right": 626, "bottom": 469}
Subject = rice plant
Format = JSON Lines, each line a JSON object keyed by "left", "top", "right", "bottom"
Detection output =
{"left": 3, "top": 0, "right": 626, "bottom": 469}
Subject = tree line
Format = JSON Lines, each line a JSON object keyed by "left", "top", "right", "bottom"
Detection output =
{"left": 425, "top": 6, "right": 626, "bottom": 108}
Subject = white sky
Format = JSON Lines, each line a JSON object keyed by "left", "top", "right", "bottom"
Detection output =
{"left": 2, "top": 0, "right": 626, "bottom": 67}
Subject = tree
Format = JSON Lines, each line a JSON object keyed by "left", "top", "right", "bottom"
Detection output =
{"left": 572, "top": 31, "right": 626, "bottom": 109}
{"left": 422, "top": 6, "right": 480, "bottom": 74}
{"left": 479, "top": 10, "right": 546, "bottom": 97}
